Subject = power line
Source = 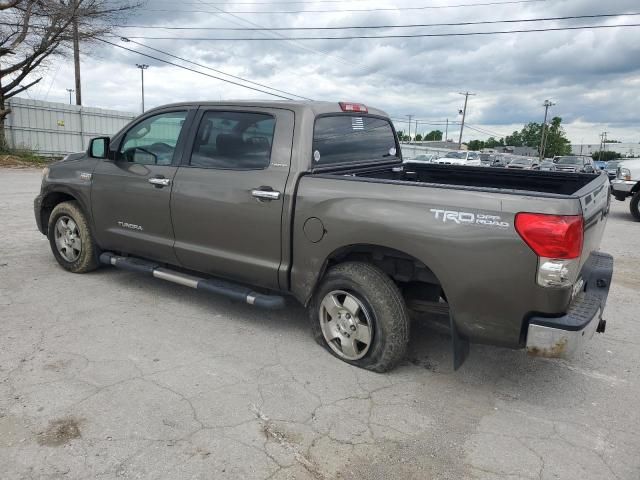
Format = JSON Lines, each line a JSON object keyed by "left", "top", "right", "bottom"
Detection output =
{"left": 142, "top": 0, "right": 550, "bottom": 15}
{"left": 106, "top": 13, "right": 640, "bottom": 31}
{"left": 121, "top": 38, "right": 313, "bottom": 100}
{"left": 97, "top": 38, "right": 297, "bottom": 100}
{"left": 109, "top": 23, "right": 640, "bottom": 41}
{"left": 196, "top": 0, "right": 360, "bottom": 68}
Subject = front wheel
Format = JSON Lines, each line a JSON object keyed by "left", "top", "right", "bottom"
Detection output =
{"left": 309, "top": 262, "right": 410, "bottom": 372}
{"left": 47, "top": 201, "right": 100, "bottom": 273}
{"left": 630, "top": 192, "right": 640, "bottom": 221}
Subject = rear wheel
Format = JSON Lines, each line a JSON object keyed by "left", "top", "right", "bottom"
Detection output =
{"left": 630, "top": 192, "right": 640, "bottom": 221}
{"left": 309, "top": 262, "right": 410, "bottom": 372}
{"left": 48, "top": 201, "right": 100, "bottom": 273}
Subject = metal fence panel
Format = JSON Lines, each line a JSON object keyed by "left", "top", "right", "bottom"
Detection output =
{"left": 4, "top": 97, "right": 136, "bottom": 157}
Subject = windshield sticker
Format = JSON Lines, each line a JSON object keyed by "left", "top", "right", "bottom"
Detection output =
{"left": 430, "top": 209, "right": 510, "bottom": 228}
{"left": 389, "top": 147, "right": 397, "bottom": 156}
{"left": 351, "top": 117, "right": 364, "bottom": 131}
{"left": 313, "top": 150, "right": 321, "bottom": 162}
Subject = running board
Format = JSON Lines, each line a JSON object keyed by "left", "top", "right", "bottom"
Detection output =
{"left": 99, "top": 252, "right": 286, "bottom": 310}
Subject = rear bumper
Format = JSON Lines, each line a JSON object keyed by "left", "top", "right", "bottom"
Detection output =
{"left": 526, "top": 252, "right": 613, "bottom": 358}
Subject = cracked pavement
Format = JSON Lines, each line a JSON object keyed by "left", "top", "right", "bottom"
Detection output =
{"left": 1, "top": 168, "right": 639, "bottom": 479}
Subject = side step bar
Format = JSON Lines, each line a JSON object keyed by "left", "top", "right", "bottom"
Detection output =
{"left": 99, "top": 252, "right": 286, "bottom": 310}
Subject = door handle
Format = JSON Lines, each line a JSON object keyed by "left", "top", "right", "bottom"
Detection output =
{"left": 148, "top": 177, "right": 171, "bottom": 187}
{"left": 251, "top": 188, "right": 281, "bottom": 201}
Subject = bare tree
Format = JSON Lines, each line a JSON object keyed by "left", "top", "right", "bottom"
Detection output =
{"left": 0, "top": 0, "right": 141, "bottom": 148}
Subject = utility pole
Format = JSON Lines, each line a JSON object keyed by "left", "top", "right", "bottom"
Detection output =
{"left": 539, "top": 99, "right": 555, "bottom": 160}
{"left": 457, "top": 92, "right": 475, "bottom": 149}
{"left": 406, "top": 114, "right": 413, "bottom": 142}
{"left": 72, "top": 0, "right": 81, "bottom": 105}
{"left": 415, "top": 120, "right": 419, "bottom": 140}
{"left": 136, "top": 64, "right": 149, "bottom": 113}
{"left": 444, "top": 118, "right": 448, "bottom": 143}
{"left": 598, "top": 132, "right": 608, "bottom": 161}
{"left": 66, "top": 88, "right": 74, "bottom": 105}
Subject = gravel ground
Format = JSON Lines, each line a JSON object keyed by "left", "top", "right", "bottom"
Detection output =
{"left": 1, "top": 168, "right": 639, "bottom": 480}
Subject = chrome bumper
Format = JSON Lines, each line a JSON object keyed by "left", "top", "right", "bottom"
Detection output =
{"left": 526, "top": 252, "right": 613, "bottom": 358}
{"left": 611, "top": 180, "right": 635, "bottom": 194}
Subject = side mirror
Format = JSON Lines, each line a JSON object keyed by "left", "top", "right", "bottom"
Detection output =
{"left": 89, "top": 137, "right": 110, "bottom": 159}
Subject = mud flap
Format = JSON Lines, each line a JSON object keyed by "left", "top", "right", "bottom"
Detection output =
{"left": 450, "top": 314, "right": 470, "bottom": 370}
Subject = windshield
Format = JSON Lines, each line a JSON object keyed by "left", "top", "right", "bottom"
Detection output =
{"left": 445, "top": 151, "right": 465, "bottom": 159}
{"left": 607, "top": 161, "right": 620, "bottom": 168}
{"left": 511, "top": 158, "right": 532, "bottom": 165}
{"left": 556, "top": 156, "right": 583, "bottom": 165}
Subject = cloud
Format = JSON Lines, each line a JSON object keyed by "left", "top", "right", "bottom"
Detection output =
{"left": 21, "top": 0, "right": 640, "bottom": 143}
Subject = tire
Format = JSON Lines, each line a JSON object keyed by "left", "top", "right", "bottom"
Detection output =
{"left": 309, "top": 262, "right": 410, "bottom": 372}
{"left": 630, "top": 192, "right": 640, "bottom": 221}
{"left": 47, "top": 201, "right": 100, "bottom": 273}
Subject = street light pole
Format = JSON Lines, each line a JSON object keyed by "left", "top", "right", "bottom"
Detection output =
{"left": 66, "top": 88, "right": 74, "bottom": 105}
{"left": 457, "top": 91, "right": 475, "bottom": 149}
{"left": 539, "top": 99, "right": 555, "bottom": 161}
{"left": 136, "top": 64, "right": 149, "bottom": 113}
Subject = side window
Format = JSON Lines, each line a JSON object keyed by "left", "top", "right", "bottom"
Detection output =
{"left": 190, "top": 111, "right": 275, "bottom": 169}
{"left": 119, "top": 111, "right": 188, "bottom": 165}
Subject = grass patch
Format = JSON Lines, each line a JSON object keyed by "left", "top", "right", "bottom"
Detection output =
{"left": 0, "top": 146, "right": 53, "bottom": 168}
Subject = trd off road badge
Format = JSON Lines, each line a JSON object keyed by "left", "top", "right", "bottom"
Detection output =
{"left": 430, "top": 209, "right": 509, "bottom": 228}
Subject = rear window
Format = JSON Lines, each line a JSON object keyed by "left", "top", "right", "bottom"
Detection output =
{"left": 312, "top": 115, "right": 398, "bottom": 166}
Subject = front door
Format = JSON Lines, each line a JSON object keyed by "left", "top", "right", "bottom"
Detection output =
{"left": 171, "top": 108, "right": 294, "bottom": 290}
{"left": 91, "top": 109, "right": 193, "bottom": 264}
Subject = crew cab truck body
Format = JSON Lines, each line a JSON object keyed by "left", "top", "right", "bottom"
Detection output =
{"left": 35, "top": 101, "right": 613, "bottom": 371}
{"left": 611, "top": 158, "right": 640, "bottom": 221}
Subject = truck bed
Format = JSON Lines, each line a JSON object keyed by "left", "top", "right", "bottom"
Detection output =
{"left": 318, "top": 162, "right": 600, "bottom": 197}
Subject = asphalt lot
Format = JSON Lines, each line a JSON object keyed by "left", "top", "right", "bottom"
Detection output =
{"left": 1, "top": 168, "right": 639, "bottom": 480}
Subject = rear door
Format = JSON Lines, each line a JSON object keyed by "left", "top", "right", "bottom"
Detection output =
{"left": 91, "top": 108, "right": 195, "bottom": 263}
{"left": 170, "top": 107, "right": 294, "bottom": 290}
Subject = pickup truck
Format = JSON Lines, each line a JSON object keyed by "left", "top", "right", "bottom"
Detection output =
{"left": 34, "top": 101, "right": 614, "bottom": 372}
{"left": 611, "top": 158, "right": 640, "bottom": 220}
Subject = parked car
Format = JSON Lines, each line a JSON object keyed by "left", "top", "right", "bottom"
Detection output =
{"left": 435, "top": 150, "right": 482, "bottom": 166}
{"left": 539, "top": 159, "right": 556, "bottom": 171}
{"left": 404, "top": 153, "right": 436, "bottom": 164}
{"left": 34, "top": 100, "right": 613, "bottom": 372}
{"left": 605, "top": 160, "right": 621, "bottom": 180}
{"left": 506, "top": 157, "right": 540, "bottom": 170}
{"left": 611, "top": 158, "right": 640, "bottom": 220}
{"left": 594, "top": 160, "right": 607, "bottom": 171}
{"left": 489, "top": 154, "right": 511, "bottom": 168}
{"left": 553, "top": 155, "right": 597, "bottom": 173}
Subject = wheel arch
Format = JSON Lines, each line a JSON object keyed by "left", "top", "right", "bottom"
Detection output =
{"left": 303, "top": 243, "right": 444, "bottom": 306}
{"left": 40, "top": 190, "right": 87, "bottom": 235}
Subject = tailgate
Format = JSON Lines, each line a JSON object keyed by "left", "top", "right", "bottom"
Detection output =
{"left": 576, "top": 174, "right": 610, "bottom": 269}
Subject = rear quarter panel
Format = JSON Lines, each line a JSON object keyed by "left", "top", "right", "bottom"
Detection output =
{"left": 292, "top": 176, "right": 583, "bottom": 347}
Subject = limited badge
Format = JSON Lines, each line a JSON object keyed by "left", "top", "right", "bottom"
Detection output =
{"left": 313, "top": 150, "right": 321, "bottom": 162}
{"left": 389, "top": 147, "right": 397, "bottom": 156}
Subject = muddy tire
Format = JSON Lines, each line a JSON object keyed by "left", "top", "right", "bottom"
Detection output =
{"left": 47, "top": 201, "right": 100, "bottom": 273}
{"left": 309, "top": 262, "right": 410, "bottom": 372}
{"left": 630, "top": 192, "right": 640, "bottom": 221}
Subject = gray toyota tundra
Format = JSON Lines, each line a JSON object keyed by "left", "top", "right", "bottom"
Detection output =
{"left": 34, "top": 101, "right": 614, "bottom": 372}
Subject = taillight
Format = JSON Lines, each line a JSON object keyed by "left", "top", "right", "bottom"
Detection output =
{"left": 339, "top": 102, "right": 368, "bottom": 113}
{"left": 515, "top": 213, "right": 583, "bottom": 259}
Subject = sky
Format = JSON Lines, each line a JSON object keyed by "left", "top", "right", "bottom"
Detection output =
{"left": 17, "top": 0, "right": 640, "bottom": 145}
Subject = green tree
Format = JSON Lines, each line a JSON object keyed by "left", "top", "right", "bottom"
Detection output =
{"left": 467, "top": 139, "right": 484, "bottom": 151}
{"left": 591, "top": 151, "right": 620, "bottom": 161}
{"left": 414, "top": 133, "right": 423, "bottom": 141}
{"left": 505, "top": 131, "right": 524, "bottom": 147}
{"left": 504, "top": 117, "right": 571, "bottom": 157}
{"left": 424, "top": 130, "right": 443, "bottom": 141}
{"left": 484, "top": 137, "right": 504, "bottom": 148}
{"left": 543, "top": 117, "right": 572, "bottom": 157}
